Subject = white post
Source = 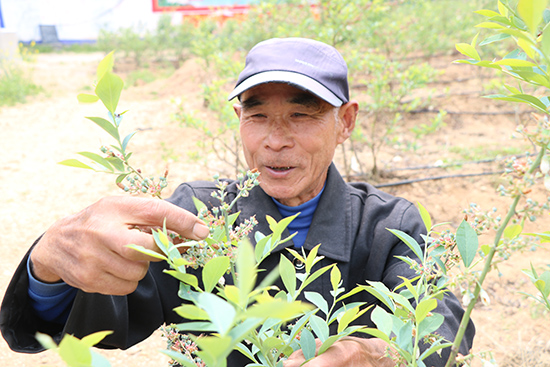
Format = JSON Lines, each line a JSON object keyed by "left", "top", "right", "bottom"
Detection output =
{"left": 0, "top": 29, "right": 18, "bottom": 60}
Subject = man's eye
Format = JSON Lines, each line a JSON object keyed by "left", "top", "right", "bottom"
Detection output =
{"left": 292, "top": 113, "right": 308, "bottom": 117}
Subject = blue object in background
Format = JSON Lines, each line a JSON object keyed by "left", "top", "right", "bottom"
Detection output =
{"left": 0, "top": 0, "right": 5, "bottom": 28}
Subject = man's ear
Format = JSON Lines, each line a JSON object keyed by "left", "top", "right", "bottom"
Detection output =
{"left": 337, "top": 101, "right": 358, "bottom": 144}
{"left": 233, "top": 103, "right": 242, "bottom": 118}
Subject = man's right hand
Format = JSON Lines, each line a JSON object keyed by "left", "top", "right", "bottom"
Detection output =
{"left": 29, "top": 196, "right": 210, "bottom": 295}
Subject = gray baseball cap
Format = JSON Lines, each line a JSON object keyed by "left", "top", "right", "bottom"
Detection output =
{"left": 228, "top": 37, "right": 349, "bottom": 107}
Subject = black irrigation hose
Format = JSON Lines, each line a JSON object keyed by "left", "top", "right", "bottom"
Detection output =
{"left": 408, "top": 108, "right": 531, "bottom": 115}
{"left": 387, "top": 153, "right": 530, "bottom": 172}
{"left": 373, "top": 170, "right": 505, "bottom": 188}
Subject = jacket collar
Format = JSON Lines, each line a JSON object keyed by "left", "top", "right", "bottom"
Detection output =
{"left": 236, "top": 163, "right": 353, "bottom": 263}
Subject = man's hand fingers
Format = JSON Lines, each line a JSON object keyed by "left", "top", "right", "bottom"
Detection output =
{"left": 108, "top": 197, "right": 210, "bottom": 240}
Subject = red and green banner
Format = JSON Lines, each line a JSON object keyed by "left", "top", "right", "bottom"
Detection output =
{"left": 152, "top": 0, "right": 250, "bottom": 16}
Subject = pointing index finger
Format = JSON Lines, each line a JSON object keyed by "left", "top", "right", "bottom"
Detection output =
{"left": 111, "top": 196, "right": 210, "bottom": 240}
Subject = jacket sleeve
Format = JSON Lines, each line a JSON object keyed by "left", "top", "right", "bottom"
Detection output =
{"left": 0, "top": 183, "right": 206, "bottom": 353}
{"left": 0, "top": 240, "right": 181, "bottom": 352}
{"left": 0, "top": 240, "right": 63, "bottom": 352}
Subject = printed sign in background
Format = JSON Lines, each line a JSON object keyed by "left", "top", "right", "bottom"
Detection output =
{"left": 152, "top": 0, "right": 250, "bottom": 16}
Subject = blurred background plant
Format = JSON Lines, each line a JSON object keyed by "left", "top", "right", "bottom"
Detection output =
{"left": 0, "top": 41, "right": 42, "bottom": 106}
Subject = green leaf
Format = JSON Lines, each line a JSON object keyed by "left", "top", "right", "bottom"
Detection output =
{"left": 309, "top": 314, "right": 330, "bottom": 342}
{"left": 474, "top": 9, "right": 501, "bottom": 17}
{"left": 58, "top": 334, "right": 92, "bottom": 366}
{"left": 357, "top": 327, "right": 390, "bottom": 343}
{"left": 174, "top": 321, "right": 217, "bottom": 333}
{"left": 542, "top": 26, "right": 550, "bottom": 57}
{"left": 415, "top": 298, "right": 438, "bottom": 324}
{"left": 299, "top": 328, "right": 316, "bottom": 361}
{"left": 360, "top": 282, "right": 395, "bottom": 312}
{"left": 318, "top": 334, "right": 341, "bottom": 355}
{"left": 254, "top": 233, "right": 271, "bottom": 263}
{"left": 398, "top": 276, "right": 418, "bottom": 301}
{"left": 58, "top": 159, "right": 94, "bottom": 170}
{"left": 77, "top": 93, "right": 99, "bottom": 103}
{"left": 480, "top": 33, "right": 511, "bottom": 46}
{"left": 417, "top": 202, "right": 432, "bottom": 232}
{"left": 236, "top": 239, "right": 256, "bottom": 308}
{"left": 300, "top": 264, "right": 333, "bottom": 290}
{"left": 125, "top": 244, "right": 168, "bottom": 261}
{"left": 518, "top": 0, "right": 548, "bottom": 35}
{"left": 106, "top": 157, "right": 126, "bottom": 173}
{"left": 503, "top": 223, "right": 523, "bottom": 240}
{"left": 518, "top": 37, "right": 537, "bottom": 59}
{"left": 475, "top": 21, "right": 506, "bottom": 29}
{"left": 456, "top": 220, "right": 479, "bottom": 268}
{"left": 234, "top": 342, "right": 259, "bottom": 364}
{"left": 455, "top": 43, "right": 481, "bottom": 61}
{"left": 493, "top": 59, "right": 538, "bottom": 67}
{"left": 418, "top": 313, "right": 445, "bottom": 339}
{"left": 195, "top": 335, "right": 233, "bottom": 366}
{"left": 371, "top": 306, "right": 392, "bottom": 336}
{"left": 203, "top": 256, "right": 230, "bottom": 293}
{"left": 81, "top": 330, "right": 113, "bottom": 348}
{"left": 85, "top": 116, "right": 120, "bottom": 141}
{"left": 192, "top": 196, "right": 207, "bottom": 214}
{"left": 95, "top": 72, "right": 124, "bottom": 115}
{"left": 453, "top": 59, "right": 501, "bottom": 69}
{"left": 77, "top": 152, "right": 114, "bottom": 172}
{"left": 35, "top": 332, "right": 58, "bottom": 350}
{"left": 197, "top": 293, "right": 236, "bottom": 336}
{"left": 305, "top": 244, "right": 321, "bottom": 273}
{"left": 90, "top": 350, "right": 111, "bottom": 367}
{"left": 280, "top": 255, "right": 296, "bottom": 298}
{"left": 498, "top": 1, "right": 508, "bottom": 16}
{"left": 330, "top": 265, "right": 341, "bottom": 292}
{"left": 227, "top": 212, "right": 240, "bottom": 226}
{"left": 173, "top": 304, "right": 210, "bottom": 320}
{"left": 97, "top": 50, "right": 115, "bottom": 81}
{"left": 228, "top": 317, "right": 264, "bottom": 346}
{"left": 164, "top": 270, "right": 199, "bottom": 289}
{"left": 269, "top": 213, "right": 299, "bottom": 242}
{"left": 337, "top": 305, "right": 359, "bottom": 334}
{"left": 524, "top": 231, "right": 550, "bottom": 242}
{"left": 488, "top": 94, "right": 549, "bottom": 113}
{"left": 304, "top": 291, "right": 329, "bottom": 316}
{"left": 244, "top": 299, "right": 312, "bottom": 320}
{"left": 396, "top": 320, "right": 413, "bottom": 349}
{"left": 121, "top": 131, "right": 137, "bottom": 153}
{"left": 387, "top": 228, "right": 423, "bottom": 260}
{"left": 504, "top": 84, "right": 522, "bottom": 94}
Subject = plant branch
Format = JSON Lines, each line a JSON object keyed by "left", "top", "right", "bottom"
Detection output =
{"left": 444, "top": 146, "right": 545, "bottom": 367}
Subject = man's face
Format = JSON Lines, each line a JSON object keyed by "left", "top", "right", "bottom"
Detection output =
{"left": 234, "top": 83, "right": 356, "bottom": 206}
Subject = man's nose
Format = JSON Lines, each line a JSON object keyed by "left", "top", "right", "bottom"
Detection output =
{"left": 265, "top": 119, "right": 294, "bottom": 151}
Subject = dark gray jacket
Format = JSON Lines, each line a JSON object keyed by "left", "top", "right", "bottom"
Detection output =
{"left": 0, "top": 164, "right": 474, "bottom": 366}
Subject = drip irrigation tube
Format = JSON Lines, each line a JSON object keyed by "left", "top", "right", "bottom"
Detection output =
{"left": 373, "top": 170, "right": 504, "bottom": 188}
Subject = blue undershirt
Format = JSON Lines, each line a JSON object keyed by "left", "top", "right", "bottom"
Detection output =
{"left": 27, "top": 186, "right": 324, "bottom": 322}
{"left": 271, "top": 185, "right": 324, "bottom": 248}
{"left": 27, "top": 257, "right": 77, "bottom": 324}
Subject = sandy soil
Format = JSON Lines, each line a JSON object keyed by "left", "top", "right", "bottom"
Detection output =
{"left": 0, "top": 51, "right": 549, "bottom": 366}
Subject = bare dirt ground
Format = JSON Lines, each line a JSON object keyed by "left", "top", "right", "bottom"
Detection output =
{"left": 0, "top": 51, "right": 549, "bottom": 366}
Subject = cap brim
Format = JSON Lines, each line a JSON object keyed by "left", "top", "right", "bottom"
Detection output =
{"left": 228, "top": 71, "right": 343, "bottom": 107}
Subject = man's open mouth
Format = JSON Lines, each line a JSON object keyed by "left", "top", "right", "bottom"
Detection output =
{"left": 267, "top": 166, "right": 292, "bottom": 171}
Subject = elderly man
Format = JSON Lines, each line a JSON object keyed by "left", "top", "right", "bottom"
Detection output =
{"left": 1, "top": 38, "right": 474, "bottom": 366}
